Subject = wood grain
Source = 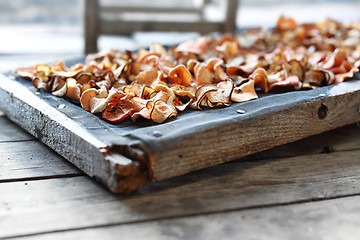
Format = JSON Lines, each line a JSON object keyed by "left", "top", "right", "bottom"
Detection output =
{"left": 100, "top": 20, "right": 224, "bottom": 35}
{"left": 244, "top": 123, "right": 360, "bottom": 161}
{"left": 0, "top": 116, "right": 35, "bottom": 142}
{"left": 96, "top": 0, "right": 237, "bottom": 36}
{"left": 2, "top": 74, "right": 360, "bottom": 193}
{"left": 0, "top": 141, "right": 81, "bottom": 182}
{"left": 2, "top": 149, "right": 360, "bottom": 238}
{"left": 84, "top": 0, "right": 99, "bottom": 53}
{"left": 0, "top": 74, "right": 147, "bottom": 193}
{"left": 224, "top": 0, "right": 238, "bottom": 32}
{"left": 151, "top": 85, "right": 360, "bottom": 181}
{"left": 19, "top": 194, "right": 360, "bottom": 240}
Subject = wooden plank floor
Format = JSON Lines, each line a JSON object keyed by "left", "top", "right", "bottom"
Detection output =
{"left": 2, "top": 107, "right": 360, "bottom": 239}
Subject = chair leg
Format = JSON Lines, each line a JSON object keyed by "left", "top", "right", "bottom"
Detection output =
{"left": 224, "top": 0, "right": 239, "bottom": 33}
{"left": 84, "top": 0, "right": 99, "bottom": 54}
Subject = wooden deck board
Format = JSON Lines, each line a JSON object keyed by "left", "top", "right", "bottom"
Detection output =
{"left": 0, "top": 116, "right": 35, "bottom": 142}
{"left": 0, "top": 115, "right": 81, "bottom": 182}
{"left": 0, "top": 141, "right": 82, "bottom": 182}
{"left": 2, "top": 146, "right": 360, "bottom": 238}
{"left": 2, "top": 60, "right": 360, "bottom": 239}
{"left": 245, "top": 123, "right": 360, "bottom": 161}
{"left": 17, "top": 194, "right": 360, "bottom": 240}
{"left": 2, "top": 34, "right": 360, "bottom": 239}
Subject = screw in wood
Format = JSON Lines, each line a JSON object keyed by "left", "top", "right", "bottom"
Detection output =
{"left": 237, "top": 109, "right": 246, "bottom": 114}
{"left": 152, "top": 130, "right": 163, "bottom": 137}
{"left": 58, "top": 104, "right": 66, "bottom": 109}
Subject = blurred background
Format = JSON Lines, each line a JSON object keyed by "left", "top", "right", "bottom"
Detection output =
{"left": 0, "top": 0, "right": 359, "bottom": 70}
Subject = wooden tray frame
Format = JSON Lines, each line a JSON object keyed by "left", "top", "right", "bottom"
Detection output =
{"left": 1, "top": 71, "right": 360, "bottom": 193}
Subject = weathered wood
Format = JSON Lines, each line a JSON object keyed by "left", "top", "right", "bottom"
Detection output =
{"left": 0, "top": 116, "right": 35, "bottom": 142}
{"left": 0, "top": 141, "right": 81, "bottom": 181}
{"left": 101, "top": 6, "right": 202, "bottom": 14}
{"left": 0, "top": 74, "right": 147, "bottom": 193}
{"left": 19, "top": 194, "right": 360, "bottom": 240}
{"left": 87, "top": 0, "right": 237, "bottom": 44}
{"left": 2, "top": 149, "right": 360, "bottom": 238}
{"left": 84, "top": 0, "right": 99, "bottom": 54}
{"left": 2, "top": 71, "right": 360, "bottom": 193}
{"left": 224, "top": 0, "right": 238, "bottom": 32}
{"left": 100, "top": 20, "right": 224, "bottom": 35}
{"left": 244, "top": 123, "right": 360, "bottom": 161}
{"left": 151, "top": 82, "right": 360, "bottom": 181}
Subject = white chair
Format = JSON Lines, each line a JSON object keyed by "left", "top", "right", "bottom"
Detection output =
{"left": 84, "top": 0, "right": 239, "bottom": 53}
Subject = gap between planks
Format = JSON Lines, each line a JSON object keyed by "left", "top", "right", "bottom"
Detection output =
{"left": 0, "top": 139, "right": 35, "bottom": 144}
{"left": 2, "top": 149, "right": 360, "bottom": 238}
{"left": 0, "top": 115, "right": 35, "bottom": 142}
{"left": 0, "top": 140, "right": 82, "bottom": 182}
{"left": 11, "top": 193, "right": 360, "bottom": 240}
{"left": 0, "top": 174, "right": 84, "bottom": 184}
{"left": 4, "top": 191, "right": 360, "bottom": 240}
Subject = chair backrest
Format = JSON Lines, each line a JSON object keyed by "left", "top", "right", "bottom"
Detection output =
{"left": 84, "top": 0, "right": 239, "bottom": 53}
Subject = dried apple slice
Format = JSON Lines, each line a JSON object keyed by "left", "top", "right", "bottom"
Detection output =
{"left": 52, "top": 77, "right": 67, "bottom": 97}
{"left": 303, "top": 70, "right": 334, "bottom": 87}
{"left": 190, "top": 85, "right": 218, "bottom": 109}
{"left": 207, "top": 58, "right": 228, "bottom": 81}
{"left": 65, "top": 78, "right": 81, "bottom": 101}
{"left": 276, "top": 15, "right": 297, "bottom": 31}
{"left": 168, "top": 65, "right": 192, "bottom": 86}
{"left": 175, "top": 36, "right": 208, "bottom": 55}
{"left": 76, "top": 73, "right": 92, "bottom": 85}
{"left": 138, "top": 52, "right": 163, "bottom": 71}
{"left": 216, "top": 41, "right": 239, "bottom": 58}
{"left": 51, "top": 60, "right": 67, "bottom": 72}
{"left": 226, "top": 66, "right": 251, "bottom": 78}
{"left": 250, "top": 68, "right": 269, "bottom": 93}
{"left": 187, "top": 59, "right": 198, "bottom": 74}
{"left": 286, "top": 60, "right": 304, "bottom": 81}
{"left": 174, "top": 98, "right": 193, "bottom": 111}
{"left": 35, "top": 65, "right": 51, "bottom": 76}
{"left": 206, "top": 78, "right": 234, "bottom": 107}
{"left": 195, "top": 63, "right": 214, "bottom": 86}
{"left": 124, "top": 81, "right": 145, "bottom": 97}
{"left": 80, "top": 88, "right": 98, "bottom": 111}
{"left": 150, "top": 100, "right": 177, "bottom": 124}
{"left": 231, "top": 79, "right": 258, "bottom": 103}
{"left": 130, "top": 97, "right": 152, "bottom": 121}
{"left": 269, "top": 75, "right": 301, "bottom": 92}
{"left": 150, "top": 43, "right": 167, "bottom": 55}
{"left": 32, "top": 77, "right": 48, "bottom": 91}
{"left": 81, "top": 80, "right": 98, "bottom": 93}
{"left": 13, "top": 66, "right": 34, "bottom": 79}
{"left": 89, "top": 87, "right": 116, "bottom": 114}
{"left": 331, "top": 60, "right": 353, "bottom": 74}
{"left": 102, "top": 96, "right": 135, "bottom": 123}
{"left": 56, "top": 70, "right": 83, "bottom": 79}
{"left": 171, "top": 84, "right": 196, "bottom": 100}
{"left": 334, "top": 67, "right": 359, "bottom": 84}
{"left": 322, "top": 49, "right": 347, "bottom": 69}
{"left": 136, "top": 68, "right": 159, "bottom": 86}
{"left": 151, "top": 91, "right": 170, "bottom": 103}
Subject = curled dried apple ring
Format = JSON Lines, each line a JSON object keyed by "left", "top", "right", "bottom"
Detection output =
{"left": 168, "top": 65, "right": 192, "bottom": 86}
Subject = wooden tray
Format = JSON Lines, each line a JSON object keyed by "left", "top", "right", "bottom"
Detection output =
{"left": 1, "top": 60, "right": 360, "bottom": 193}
